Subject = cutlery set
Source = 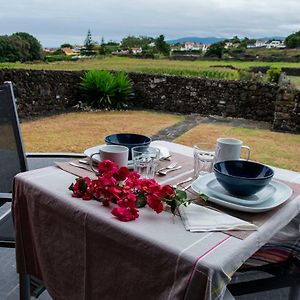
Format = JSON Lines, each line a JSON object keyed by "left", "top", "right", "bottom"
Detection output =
{"left": 70, "top": 158, "right": 192, "bottom": 190}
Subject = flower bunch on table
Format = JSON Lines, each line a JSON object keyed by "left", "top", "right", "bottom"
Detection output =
{"left": 69, "top": 159, "right": 193, "bottom": 222}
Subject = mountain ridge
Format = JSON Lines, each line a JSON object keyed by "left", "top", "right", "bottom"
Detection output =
{"left": 167, "top": 36, "right": 286, "bottom": 44}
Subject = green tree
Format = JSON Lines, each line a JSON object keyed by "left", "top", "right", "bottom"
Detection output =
{"left": 0, "top": 35, "right": 21, "bottom": 62}
{"left": 0, "top": 32, "right": 43, "bottom": 62}
{"left": 205, "top": 42, "right": 225, "bottom": 59}
{"left": 155, "top": 35, "right": 170, "bottom": 56}
{"left": 121, "top": 35, "right": 154, "bottom": 48}
{"left": 285, "top": 31, "right": 300, "bottom": 48}
{"left": 12, "top": 32, "right": 43, "bottom": 61}
{"left": 60, "top": 43, "right": 73, "bottom": 48}
{"left": 231, "top": 35, "right": 241, "bottom": 44}
{"left": 81, "top": 29, "right": 96, "bottom": 56}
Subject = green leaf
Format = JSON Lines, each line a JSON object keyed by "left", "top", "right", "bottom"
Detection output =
{"left": 170, "top": 199, "right": 178, "bottom": 215}
{"left": 199, "top": 193, "right": 209, "bottom": 201}
{"left": 78, "top": 180, "right": 87, "bottom": 192}
{"left": 68, "top": 183, "right": 74, "bottom": 191}
{"left": 175, "top": 190, "right": 188, "bottom": 201}
{"left": 136, "top": 194, "right": 147, "bottom": 208}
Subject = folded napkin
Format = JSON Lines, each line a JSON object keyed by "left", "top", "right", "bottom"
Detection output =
{"left": 179, "top": 203, "right": 257, "bottom": 232}
{"left": 154, "top": 145, "right": 170, "bottom": 159}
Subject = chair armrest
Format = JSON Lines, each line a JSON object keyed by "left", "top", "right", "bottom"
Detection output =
{"left": 26, "top": 152, "right": 86, "bottom": 158}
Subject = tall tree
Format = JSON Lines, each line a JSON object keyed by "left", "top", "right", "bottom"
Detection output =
{"left": 155, "top": 35, "right": 170, "bottom": 56}
{"left": 205, "top": 42, "right": 225, "bottom": 59}
{"left": 82, "top": 29, "right": 95, "bottom": 55}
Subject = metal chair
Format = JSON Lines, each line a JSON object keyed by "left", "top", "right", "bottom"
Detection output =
{"left": 0, "top": 81, "right": 85, "bottom": 297}
{"left": 228, "top": 216, "right": 300, "bottom": 299}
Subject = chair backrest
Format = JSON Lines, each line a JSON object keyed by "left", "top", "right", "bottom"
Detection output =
{"left": 0, "top": 82, "right": 27, "bottom": 193}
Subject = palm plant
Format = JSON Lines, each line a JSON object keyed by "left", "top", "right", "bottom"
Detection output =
{"left": 80, "top": 70, "right": 116, "bottom": 108}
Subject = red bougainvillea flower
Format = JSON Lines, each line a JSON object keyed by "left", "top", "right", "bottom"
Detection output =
{"left": 97, "top": 160, "right": 118, "bottom": 175}
{"left": 69, "top": 159, "right": 191, "bottom": 222}
{"left": 158, "top": 184, "right": 176, "bottom": 200}
{"left": 111, "top": 206, "right": 139, "bottom": 222}
{"left": 69, "top": 177, "right": 93, "bottom": 200}
{"left": 113, "top": 166, "right": 130, "bottom": 181}
{"left": 146, "top": 194, "right": 164, "bottom": 213}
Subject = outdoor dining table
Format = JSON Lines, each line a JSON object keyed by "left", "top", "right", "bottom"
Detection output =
{"left": 13, "top": 141, "right": 300, "bottom": 300}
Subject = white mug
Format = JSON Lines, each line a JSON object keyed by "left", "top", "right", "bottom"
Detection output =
{"left": 90, "top": 145, "right": 129, "bottom": 173}
{"left": 214, "top": 138, "right": 250, "bottom": 163}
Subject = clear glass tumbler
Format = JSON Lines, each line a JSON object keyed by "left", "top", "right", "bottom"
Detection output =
{"left": 131, "top": 146, "right": 160, "bottom": 178}
{"left": 193, "top": 143, "right": 215, "bottom": 178}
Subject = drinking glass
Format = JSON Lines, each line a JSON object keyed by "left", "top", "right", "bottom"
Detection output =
{"left": 131, "top": 146, "right": 160, "bottom": 178}
{"left": 193, "top": 143, "right": 215, "bottom": 178}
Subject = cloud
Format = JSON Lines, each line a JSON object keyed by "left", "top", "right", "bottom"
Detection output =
{"left": 0, "top": 0, "right": 299, "bottom": 46}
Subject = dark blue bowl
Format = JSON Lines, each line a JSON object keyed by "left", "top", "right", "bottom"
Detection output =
{"left": 105, "top": 133, "right": 151, "bottom": 160}
{"left": 213, "top": 160, "right": 274, "bottom": 197}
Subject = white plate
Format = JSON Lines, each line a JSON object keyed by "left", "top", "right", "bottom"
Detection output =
{"left": 84, "top": 145, "right": 134, "bottom": 168}
{"left": 195, "top": 173, "right": 276, "bottom": 205}
{"left": 191, "top": 175, "right": 293, "bottom": 213}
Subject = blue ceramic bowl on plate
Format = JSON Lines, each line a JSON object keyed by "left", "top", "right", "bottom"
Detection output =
{"left": 213, "top": 160, "right": 274, "bottom": 197}
{"left": 105, "top": 133, "right": 151, "bottom": 160}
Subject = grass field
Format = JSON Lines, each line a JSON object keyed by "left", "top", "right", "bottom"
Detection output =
{"left": 175, "top": 123, "right": 300, "bottom": 172}
{"left": 1, "top": 56, "right": 300, "bottom": 79}
{"left": 20, "top": 111, "right": 300, "bottom": 172}
{"left": 289, "top": 76, "right": 300, "bottom": 90}
{"left": 20, "top": 111, "right": 183, "bottom": 152}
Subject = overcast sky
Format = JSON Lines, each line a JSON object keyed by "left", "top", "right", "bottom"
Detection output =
{"left": 1, "top": 0, "right": 299, "bottom": 47}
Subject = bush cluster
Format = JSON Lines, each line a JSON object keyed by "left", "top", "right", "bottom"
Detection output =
{"left": 80, "top": 70, "right": 133, "bottom": 109}
{"left": 0, "top": 32, "right": 43, "bottom": 62}
{"left": 266, "top": 67, "right": 281, "bottom": 83}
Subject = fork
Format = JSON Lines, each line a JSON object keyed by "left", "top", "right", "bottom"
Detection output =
{"left": 157, "top": 162, "right": 177, "bottom": 173}
{"left": 158, "top": 165, "right": 182, "bottom": 175}
{"left": 69, "top": 162, "right": 94, "bottom": 172}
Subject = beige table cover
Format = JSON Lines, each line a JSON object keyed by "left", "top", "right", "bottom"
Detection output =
{"left": 13, "top": 141, "right": 300, "bottom": 300}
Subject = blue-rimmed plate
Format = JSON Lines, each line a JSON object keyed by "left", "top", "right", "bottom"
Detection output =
{"left": 195, "top": 173, "right": 276, "bottom": 205}
{"left": 191, "top": 173, "right": 293, "bottom": 213}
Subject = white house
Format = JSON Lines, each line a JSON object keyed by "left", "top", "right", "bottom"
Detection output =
{"left": 179, "top": 42, "right": 208, "bottom": 52}
{"left": 266, "top": 40, "right": 286, "bottom": 48}
{"left": 131, "top": 47, "right": 143, "bottom": 54}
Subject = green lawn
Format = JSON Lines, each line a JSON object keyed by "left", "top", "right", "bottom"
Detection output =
{"left": 289, "top": 76, "right": 300, "bottom": 90}
{"left": 175, "top": 123, "right": 300, "bottom": 172}
{"left": 2, "top": 56, "right": 300, "bottom": 79}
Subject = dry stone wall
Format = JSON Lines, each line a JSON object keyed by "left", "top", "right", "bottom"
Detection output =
{"left": 0, "top": 68, "right": 299, "bottom": 133}
{"left": 129, "top": 73, "right": 278, "bottom": 122}
{"left": 0, "top": 69, "right": 84, "bottom": 118}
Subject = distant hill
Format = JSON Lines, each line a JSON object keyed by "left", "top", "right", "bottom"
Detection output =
{"left": 167, "top": 36, "right": 286, "bottom": 45}
{"left": 167, "top": 37, "right": 225, "bottom": 45}
{"left": 257, "top": 36, "right": 285, "bottom": 41}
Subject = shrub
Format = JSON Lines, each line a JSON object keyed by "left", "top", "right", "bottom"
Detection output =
{"left": 266, "top": 67, "right": 281, "bottom": 83}
{"left": 238, "top": 70, "right": 264, "bottom": 82}
{"left": 114, "top": 72, "right": 133, "bottom": 109}
{"left": 80, "top": 70, "right": 132, "bottom": 109}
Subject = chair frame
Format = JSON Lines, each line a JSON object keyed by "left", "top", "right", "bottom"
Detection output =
{"left": 0, "top": 81, "right": 85, "bottom": 299}
{"left": 0, "top": 81, "right": 85, "bottom": 247}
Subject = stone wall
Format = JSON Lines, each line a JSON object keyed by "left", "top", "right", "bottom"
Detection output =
{"left": 273, "top": 85, "right": 300, "bottom": 132}
{"left": 129, "top": 73, "right": 278, "bottom": 122}
{"left": 0, "top": 69, "right": 84, "bottom": 118}
{"left": 0, "top": 68, "right": 299, "bottom": 132}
